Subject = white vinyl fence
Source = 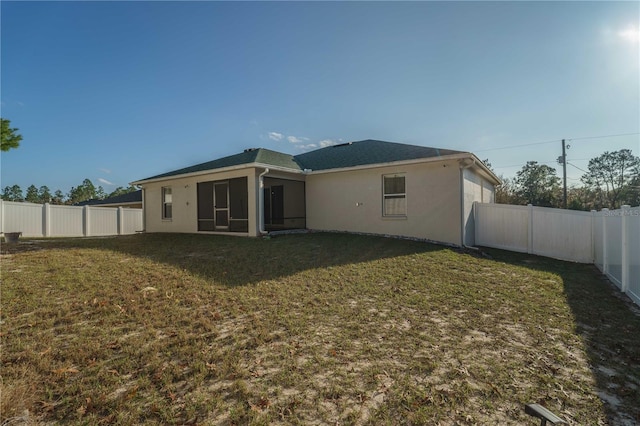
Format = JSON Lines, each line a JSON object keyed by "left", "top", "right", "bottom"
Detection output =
{"left": 0, "top": 200, "right": 143, "bottom": 238}
{"left": 475, "top": 203, "right": 640, "bottom": 307}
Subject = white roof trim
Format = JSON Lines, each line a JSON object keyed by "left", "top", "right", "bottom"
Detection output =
{"left": 87, "top": 201, "right": 141, "bottom": 207}
{"left": 131, "top": 153, "right": 502, "bottom": 186}
{"left": 466, "top": 154, "right": 503, "bottom": 185}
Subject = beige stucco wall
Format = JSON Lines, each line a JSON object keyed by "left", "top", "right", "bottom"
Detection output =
{"left": 462, "top": 167, "right": 483, "bottom": 246}
{"left": 482, "top": 180, "right": 495, "bottom": 203}
{"left": 305, "top": 160, "right": 463, "bottom": 245}
{"left": 462, "top": 167, "right": 498, "bottom": 246}
{"left": 143, "top": 168, "right": 260, "bottom": 236}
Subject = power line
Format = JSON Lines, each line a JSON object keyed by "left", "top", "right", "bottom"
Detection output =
{"left": 567, "top": 132, "right": 640, "bottom": 142}
{"left": 492, "top": 164, "right": 527, "bottom": 169}
{"left": 492, "top": 160, "right": 558, "bottom": 169}
{"left": 473, "top": 131, "right": 639, "bottom": 154}
{"left": 494, "top": 160, "right": 586, "bottom": 174}
{"left": 567, "top": 162, "right": 589, "bottom": 174}
{"left": 474, "top": 139, "right": 560, "bottom": 153}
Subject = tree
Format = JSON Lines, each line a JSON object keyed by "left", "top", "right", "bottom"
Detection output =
{"left": 566, "top": 186, "right": 595, "bottom": 211}
{"left": 494, "top": 176, "right": 520, "bottom": 204}
{"left": 481, "top": 159, "right": 517, "bottom": 204}
{"left": 1, "top": 118, "right": 22, "bottom": 151}
{"left": 629, "top": 169, "right": 640, "bottom": 207}
{"left": 96, "top": 186, "right": 106, "bottom": 200}
{"left": 25, "top": 184, "right": 40, "bottom": 203}
{"left": 68, "top": 179, "right": 98, "bottom": 204}
{"left": 107, "top": 186, "right": 138, "bottom": 198}
{"left": 38, "top": 186, "right": 53, "bottom": 204}
{"left": 52, "top": 190, "right": 66, "bottom": 205}
{"left": 581, "top": 149, "right": 640, "bottom": 209}
{"left": 1, "top": 185, "right": 24, "bottom": 201}
{"left": 514, "top": 161, "right": 561, "bottom": 207}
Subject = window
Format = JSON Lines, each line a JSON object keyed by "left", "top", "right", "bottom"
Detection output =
{"left": 383, "top": 174, "right": 406, "bottom": 217}
{"left": 162, "top": 187, "right": 172, "bottom": 220}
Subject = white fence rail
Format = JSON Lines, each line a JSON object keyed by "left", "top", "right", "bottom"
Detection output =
{"left": 475, "top": 203, "right": 640, "bottom": 307}
{"left": 0, "top": 200, "right": 143, "bottom": 238}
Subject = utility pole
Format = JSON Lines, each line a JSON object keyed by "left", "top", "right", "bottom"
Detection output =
{"left": 557, "top": 140, "right": 568, "bottom": 208}
{"left": 561, "top": 139, "right": 567, "bottom": 209}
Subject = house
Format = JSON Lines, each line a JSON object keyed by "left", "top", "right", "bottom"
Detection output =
{"left": 131, "top": 139, "right": 500, "bottom": 246}
{"left": 75, "top": 190, "right": 143, "bottom": 209}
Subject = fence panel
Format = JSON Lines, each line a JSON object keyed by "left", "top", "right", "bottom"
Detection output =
{"left": 531, "top": 207, "right": 593, "bottom": 263}
{"left": 593, "top": 214, "right": 603, "bottom": 271}
{"left": 122, "top": 208, "right": 143, "bottom": 234}
{"left": 2, "top": 201, "right": 43, "bottom": 237}
{"left": 1, "top": 200, "right": 143, "bottom": 238}
{"left": 474, "top": 203, "right": 529, "bottom": 253}
{"left": 50, "top": 205, "right": 84, "bottom": 237}
{"left": 88, "top": 207, "right": 118, "bottom": 236}
{"left": 605, "top": 213, "right": 623, "bottom": 289}
{"left": 628, "top": 207, "right": 640, "bottom": 305}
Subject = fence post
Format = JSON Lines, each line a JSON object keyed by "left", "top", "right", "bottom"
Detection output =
{"left": 590, "top": 210, "right": 597, "bottom": 264}
{"left": 43, "top": 203, "right": 51, "bottom": 237}
{"left": 83, "top": 206, "right": 90, "bottom": 237}
{"left": 0, "top": 199, "right": 4, "bottom": 234}
{"left": 473, "top": 201, "right": 478, "bottom": 246}
{"left": 621, "top": 205, "right": 630, "bottom": 293}
{"left": 527, "top": 204, "right": 533, "bottom": 254}
{"left": 602, "top": 208, "right": 609, "bottom": 275}
{"left": 118, "top": 207, "right": 124, "bottom": 235}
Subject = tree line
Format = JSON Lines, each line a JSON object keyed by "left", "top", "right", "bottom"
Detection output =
{"left": 5, "top": 149, "right": 635, "bottom": 210}
{"left": 489, "top": 149, "right": 639, "bottom": 210}
{"left": 1, "top": 179, "right": 138, "bottom": 205}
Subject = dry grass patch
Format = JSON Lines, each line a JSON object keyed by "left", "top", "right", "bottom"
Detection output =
{"left": 1, "top": 233, "right": 639, "bottom": 425}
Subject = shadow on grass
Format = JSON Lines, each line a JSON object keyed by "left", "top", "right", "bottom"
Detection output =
{"left": 6, "top": 232, "right": 449, "bottom": 287}
{"left": 483, "top": 247, "right": 640, "bottom": 425}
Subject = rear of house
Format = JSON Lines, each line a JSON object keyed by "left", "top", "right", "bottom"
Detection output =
{"left": 132, "top": 139, "right": 500, "bottom": 246}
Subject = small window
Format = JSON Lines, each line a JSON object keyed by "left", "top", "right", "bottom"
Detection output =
{"left": 162, "top": 187, "right": 172, "bottom": 220}
{"left": 383, "top": 175, "right": 406, "bottom": 217}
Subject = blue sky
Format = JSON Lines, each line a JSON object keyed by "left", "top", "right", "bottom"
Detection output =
{"left": 1, "top": 1, "right": 638, "bottom": 194}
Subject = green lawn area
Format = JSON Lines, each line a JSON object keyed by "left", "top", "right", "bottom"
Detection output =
{"left": 2, "top": 233, "right": 639, "bottom": 425}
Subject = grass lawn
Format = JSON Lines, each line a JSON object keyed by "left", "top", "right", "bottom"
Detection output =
{"left": 2, "top": 233, "right": 639, "bottom": 425}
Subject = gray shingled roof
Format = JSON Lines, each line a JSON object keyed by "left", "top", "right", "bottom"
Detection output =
{"left": 135, "top": 140, "right": 468, "bottom": 182}
{"left": 139, "top": 148, "right": 301, "bottom": 181}
{"left": 76, "top": 190, "right": 142, "bottom": 206}
{"left": 295, "top": 139, "right": 467, "bottom": 171}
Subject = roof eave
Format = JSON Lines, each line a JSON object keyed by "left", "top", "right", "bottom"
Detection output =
{"left": 468, "top": 154, "right": 502, "bottom": 185}
{"left": 88, "top": 201, "right": 142, "bottom": 207}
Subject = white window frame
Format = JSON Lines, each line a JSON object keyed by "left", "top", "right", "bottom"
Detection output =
{"left": 162, "top": 186, "right": 172, "bottom": 220}
{"left": 382, "top": 174, "right": 407, "bottom": 217}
